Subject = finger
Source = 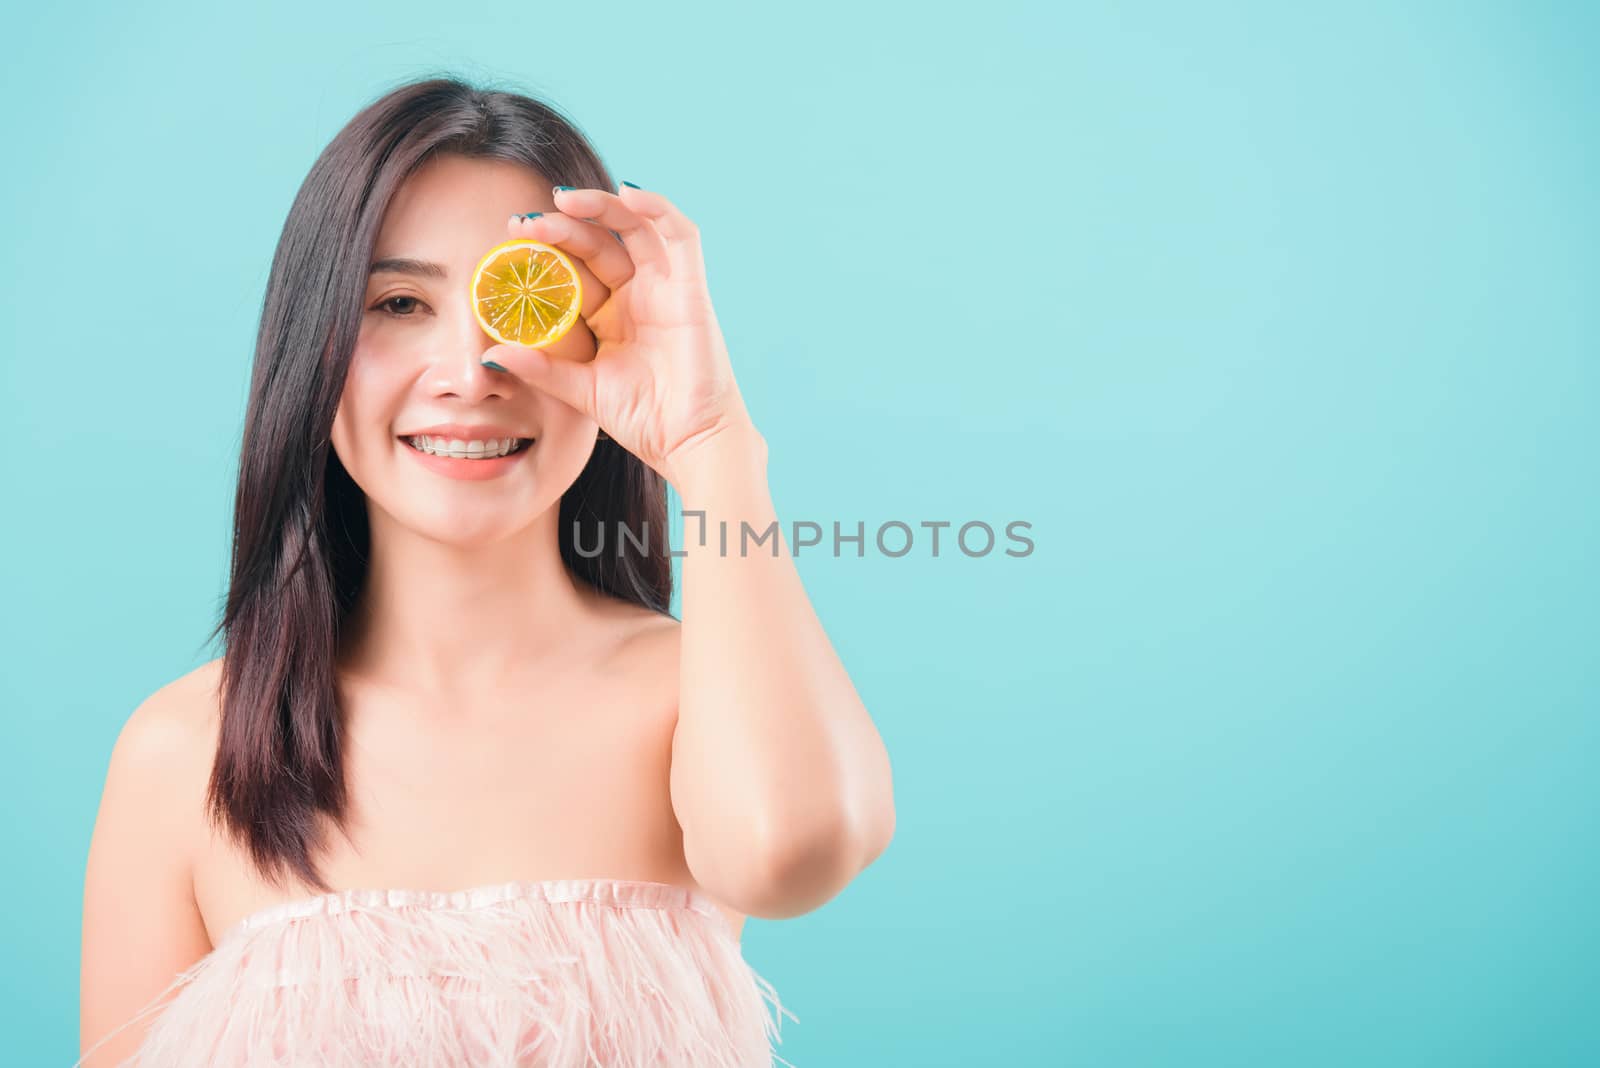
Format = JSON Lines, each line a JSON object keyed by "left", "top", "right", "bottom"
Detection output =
{"left": 552, "top": 185, "right": 671, "bottom": 277}
{"left": 482, "top": 342, "right": 598, "bottom": 420}
{"left": 509, "top": 211, "right": 625, "bottom": 319}
{"left": 616, "top": 182, "right": 704, "bottom": 278}
{"left": 541, "top": 311, "right": 598, "bottom": 364}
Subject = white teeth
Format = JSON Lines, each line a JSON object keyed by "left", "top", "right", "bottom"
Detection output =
{"left": 406, "top": 435, "right": 528, "bottom": 459}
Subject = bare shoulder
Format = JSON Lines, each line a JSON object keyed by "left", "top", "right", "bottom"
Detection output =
{"left": 97, "top": 658, "right": 223, "bottom": 876}
{"left": 592, "top": 608, "right": 752, "bottom": 937}
{"left": 604, "top": 608, "right": 686, "bottom": 716}
{"left": 585, "top": 591, "right": 680, "bottom": 682}
{"left": 614, "top": 606, "right": 682, "bottom": 661}
{"left": 111, "top": 659, "right": 220, "bottom": 794}
{"left": 80, "top": 660, "right": 221, "bottom": 1064}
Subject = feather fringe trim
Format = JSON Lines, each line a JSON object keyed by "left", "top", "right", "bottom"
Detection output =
{"left": 74, "top": 878, "right": 798, "bottom": 1067}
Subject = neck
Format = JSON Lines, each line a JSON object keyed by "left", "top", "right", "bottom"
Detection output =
{"left": 336, "top": 503, "right": 592, "bottom": 698}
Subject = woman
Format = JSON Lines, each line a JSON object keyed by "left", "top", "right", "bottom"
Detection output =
{"left": 77, "top": 76, "right": 896, "bottom": 1067}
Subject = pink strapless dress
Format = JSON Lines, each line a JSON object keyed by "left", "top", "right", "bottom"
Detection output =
{"left": 74, "top": 877, "right": 796, "bottom": 1067}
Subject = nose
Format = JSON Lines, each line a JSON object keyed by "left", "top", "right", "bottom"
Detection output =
{"left": 424, "top": 308, "right": 508, "bottom": 399}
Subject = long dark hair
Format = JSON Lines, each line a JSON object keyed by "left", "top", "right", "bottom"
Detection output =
{"left": 198, "top": 75, "right": 672, "bottom": 895}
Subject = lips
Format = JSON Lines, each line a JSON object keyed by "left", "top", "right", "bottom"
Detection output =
{"left": 399, "top": 433, "right": 534, "bottom": 480}
{"left": 398, "top": 421, "right": 535, "bottom": 440}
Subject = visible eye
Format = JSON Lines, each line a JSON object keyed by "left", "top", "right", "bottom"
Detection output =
{"left": 370, "top": 295, "right": 429, "bottom": 317}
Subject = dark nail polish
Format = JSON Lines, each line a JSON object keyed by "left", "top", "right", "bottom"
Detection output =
{"left": 482, "top": 360, "right": 508, "bottom": 372}
{"left": 621, "top": 181, "right": 641, "bottom": 189}
{"left": 555, "top": 185, "right": 575, "bottom": 192}
{"left": 522, "top": 212, "right": 543, "bottom": 220}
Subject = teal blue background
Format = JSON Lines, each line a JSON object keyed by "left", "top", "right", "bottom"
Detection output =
{"left": 4, "top": 1, "right": 1596, "bottom": 1064}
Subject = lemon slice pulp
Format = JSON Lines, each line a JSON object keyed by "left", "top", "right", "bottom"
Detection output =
{"left": 470, "top": 240, "right": 583, "bottom": 348}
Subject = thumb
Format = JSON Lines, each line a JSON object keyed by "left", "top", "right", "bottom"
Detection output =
{"left": 483, "top": 344, "right": 597, "bottom": 418}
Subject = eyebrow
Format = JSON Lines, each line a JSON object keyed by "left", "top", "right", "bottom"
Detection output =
{"left": 369, "top": 257, "right": 449, "bottom": 279}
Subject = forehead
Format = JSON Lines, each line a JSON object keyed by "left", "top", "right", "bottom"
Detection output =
{"left": 371, "top": 155, "right": 551, "bottom": 262}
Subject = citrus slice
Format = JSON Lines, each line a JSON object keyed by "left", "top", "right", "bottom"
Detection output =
{"left": 470, "top": 239, "right": 584, "bottom": 348}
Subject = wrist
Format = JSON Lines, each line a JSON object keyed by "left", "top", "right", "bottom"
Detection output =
{"left": 666, "top": 421, "right": 768, "bottom": 503}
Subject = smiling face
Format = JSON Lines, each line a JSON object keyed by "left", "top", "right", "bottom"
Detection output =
{"left": 331, "top": 153, "right": 599, "bottom": 545}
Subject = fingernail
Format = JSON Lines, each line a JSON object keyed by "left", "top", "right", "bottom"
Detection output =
{"left": 554, "top": 185, "right": 575, "bottom": 193}
{"left": 522, "top": 212, "right": 543, "bottom": 220}
{"left": 621, "top": 181, "right": 641, "bottom": 190}
{"left": 482, "top": 360, "right": 508, "bottom": 372}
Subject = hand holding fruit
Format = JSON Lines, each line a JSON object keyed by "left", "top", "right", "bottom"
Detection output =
{"left": 473, "top": 183, "right": 760, "bottom": 488}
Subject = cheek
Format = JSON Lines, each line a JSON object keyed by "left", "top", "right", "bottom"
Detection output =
{"left": 345, "top": 337, "right": 417, "bottom": 404}
{"left": 530, "top": 407, "right": 601, "bottom": 480}
{"left": 540, "top": 401, "right": 599, "bottom": 447}
{"left": 334, "top": 344, "right": 410, "bottom": 453}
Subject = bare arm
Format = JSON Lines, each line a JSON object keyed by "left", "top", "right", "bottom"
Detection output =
{"left": 79, "top": 686, "right": 213, "bottom": 1066}
{"left": 669, "top": 425, "right": 896, "bottom": 919}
